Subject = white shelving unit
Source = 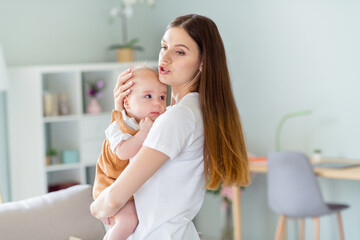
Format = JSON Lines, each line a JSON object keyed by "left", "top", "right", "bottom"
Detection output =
{"left": 7, "top": 61, "right": 157, "bottom": 201}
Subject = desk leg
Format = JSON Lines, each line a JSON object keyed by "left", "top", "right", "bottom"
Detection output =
{"left": 232, "top": 186, "right": 242, "bottom": 240}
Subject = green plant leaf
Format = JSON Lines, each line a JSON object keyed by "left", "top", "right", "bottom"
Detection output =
{"left": 47, "top": 148, "right": 57, "bottom": 156}
{"left": 125, "top": 38, "right": 139, "bottom": 47}
{"left": 132, "top": 46, "right": 144, "bottom": 51}
{"left": 107, "top": 38, "right": 144, "bottom": 52}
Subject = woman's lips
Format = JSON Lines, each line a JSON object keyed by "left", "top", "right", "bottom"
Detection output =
{"left": 158, "top": 65, "right": 170, "bottom": 75}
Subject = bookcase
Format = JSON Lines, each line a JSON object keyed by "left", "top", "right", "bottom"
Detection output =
{"left": 7, "top": 61, "right": 156, "bottom": 201}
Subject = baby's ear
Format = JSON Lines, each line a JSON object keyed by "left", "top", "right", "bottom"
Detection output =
{"left": 123, "top": 97, "right": 130, "bottom": 110}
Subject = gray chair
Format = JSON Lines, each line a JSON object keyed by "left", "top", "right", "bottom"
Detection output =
{"left": 267, "top": 151, "right": 349, "bottom": 240}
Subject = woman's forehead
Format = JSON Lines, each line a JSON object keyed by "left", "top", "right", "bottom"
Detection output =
{"left": 162, "top": 27, "right": 196, "bottom": 47}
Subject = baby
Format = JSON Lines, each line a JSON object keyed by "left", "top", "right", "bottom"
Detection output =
{"left": 93, "top": 66, "right": 167, "bottom": 240}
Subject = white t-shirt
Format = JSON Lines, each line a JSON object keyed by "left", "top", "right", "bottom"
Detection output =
{"left": 129, "top": 92, "right": 206, "bottom": 240}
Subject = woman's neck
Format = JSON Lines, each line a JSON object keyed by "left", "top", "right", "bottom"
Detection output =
{"left": 171, "top": 71, "right": 201, "bottom": 105}
{"left": 171, "top": 82, "right": 198, "bottom": 105}
{"left": 171, "top": 89, "right": 189, "bottom": 105}
{"left": 171, "top": 90, "right": 197, "bottom": 105}
{"left": 171, "top": 92, "right": 183, "bottom": 105}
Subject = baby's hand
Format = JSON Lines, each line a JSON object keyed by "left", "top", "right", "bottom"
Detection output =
{"left": 139, "top": 117, "right": 153, "bottom": 134}
{"left": 100, "top": 216, "right": 115, "bottom": 226}
{"left": 100, "top": 217, "right": 111, "bottom": 225}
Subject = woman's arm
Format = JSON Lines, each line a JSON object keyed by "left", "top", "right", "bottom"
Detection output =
{"left": 90, "top": 146, "right": 169, "bottom": 219}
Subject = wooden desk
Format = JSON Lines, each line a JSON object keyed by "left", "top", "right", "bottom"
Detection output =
{"left": 232, "top": 158, "right": 360, "bottom": 240}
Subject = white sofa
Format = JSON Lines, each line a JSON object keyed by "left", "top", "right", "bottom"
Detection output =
{"left": 0, "top": 184, "right": 105, "bottom": 240}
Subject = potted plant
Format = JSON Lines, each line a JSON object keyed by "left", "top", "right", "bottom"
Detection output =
{"left": 86, "top": 80, "right": 105, "bottom": 114}
{"left": 109, "top": 39, "right": 143, "bottom": 62}
{"left": 46, "top": 148, "right": 60, "bottom": 165}
{"left": 108, "top": 0, "right": 155, "bottom": 62}
{"left": 312, "top": 149, "right": 322, "bottom": 163}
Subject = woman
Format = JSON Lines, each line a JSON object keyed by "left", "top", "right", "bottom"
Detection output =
{"left": 90, "top": 14, "right": 250, "bottom": 239}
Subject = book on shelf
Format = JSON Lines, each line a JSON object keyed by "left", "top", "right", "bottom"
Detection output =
{"left": 249, "top": 157, "right": 267, "bottom": 166}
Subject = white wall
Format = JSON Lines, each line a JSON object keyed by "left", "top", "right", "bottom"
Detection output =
{"left": 1, "top": 0, "right": 360, "bottom": 239}
{"left": 151, "top": 0, "right": 360, "bottom": 239}
{"left": 151, "top": 0, "right": 360, "bottom": 158}
{"left": 0, "top": 92, "right": 10, "bottom": 202}
{"left": 0, "top": 0, "right": 158, "bottom": 65}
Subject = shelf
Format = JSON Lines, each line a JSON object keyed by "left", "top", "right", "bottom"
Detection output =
{"left": 44, "top": 121, "right": 79, "bottom": 156}
{"left": 82, "top": 112, "right": 111, "bottom": 119}
{"left": 46, "top": 163, "right": 81, "bottom": 172}
{"left": 43, "top": 114, "right": 79, "bottom": 123}
{"left": 82, "top": 71, "right": 117, "bottom": 113}
{"left": 84, "top": 163, "right": 97, "bottom": 168}
{"left": 8, "top": 61, "right": 157, "bottom": 201}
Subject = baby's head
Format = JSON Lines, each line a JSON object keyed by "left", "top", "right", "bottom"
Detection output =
{"left": 124, "top": 66, "right": 167, "bottom": 122}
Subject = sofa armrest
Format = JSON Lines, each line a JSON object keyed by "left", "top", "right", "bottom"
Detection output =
{"left": 0, "top": 184, "right": 105, "bottom": 240}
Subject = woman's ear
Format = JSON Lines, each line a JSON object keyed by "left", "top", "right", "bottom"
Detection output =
{"left": 199, "top": 63, "right": 203, "bottom": 72}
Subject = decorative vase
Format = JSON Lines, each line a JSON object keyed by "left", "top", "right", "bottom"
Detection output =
{"left": 87, "top": 98, "right": 101, "bottom": 114}
{"left": 312, "top": 153, "right": 322, "bottom": 163}
{"left": 43, "top": 92, "right": 58, "bottom": 117}
{"left": 49, "top": 156, "right": 61, "bottom": 165}
{"left": 221, "top": 202, "right": 234, "bottom": 240}
{"left": 59, "top": 92, "right": 70, "bottom": 115}
{"left": 116, "top": 48, "right": 134, "bottom": 62}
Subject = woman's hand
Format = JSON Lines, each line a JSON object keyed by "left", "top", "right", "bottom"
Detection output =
{"left": 91, "top": 146, "right": 170, "bottom": 221}
{"left": 90, "top": 185, "right": 122, "bottom": 220}
{"left": 113, "top": 68, "right": 134, "bottom": 111}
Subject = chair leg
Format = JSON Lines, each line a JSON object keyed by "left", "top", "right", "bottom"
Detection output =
{"left": 314, "top": 217, "right": 320, "bottom": 240}
{"left": 299, "top": 218, "right": 305, "bottom": 240}
{"left": 281, "top": 222, "right": 287, "bottom": 240}
{"left": 282, "top": 221, "right": 287, "bottom": 240}
{"left": 275, "top": 215, "right": 286, "bottom": 240}
{"left": 337, "top": 212, "right": 345, "bottom": 240}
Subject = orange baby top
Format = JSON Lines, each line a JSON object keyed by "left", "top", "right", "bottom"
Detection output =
{"left": 92, "top": 110, "right": 138, "bottom": 200}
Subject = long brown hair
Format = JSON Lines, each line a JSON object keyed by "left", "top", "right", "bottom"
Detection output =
{"left": 168, "top": 14, "right": 251, "bottom": 189}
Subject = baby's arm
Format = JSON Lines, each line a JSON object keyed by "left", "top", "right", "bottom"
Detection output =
{"left": 90, "top": 146, "right": 169, "bottom": 219}
{"left": 115, "top": 117, "right": 153, "bottom": 160}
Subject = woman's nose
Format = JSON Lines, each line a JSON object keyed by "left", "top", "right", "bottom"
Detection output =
{"left": 160, "top": 51, "right": 171, "bottom": 64}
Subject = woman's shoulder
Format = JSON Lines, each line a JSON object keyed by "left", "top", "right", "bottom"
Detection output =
{"left": 169, "top": 92, "right": 200, "bottom": 116}
{"left": 163, "top": 103, "right": 196, "bottom": 123}
{"left": 178, "top": 92, "right": 200, "bottom": 106}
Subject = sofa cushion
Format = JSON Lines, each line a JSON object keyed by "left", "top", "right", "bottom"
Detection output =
{"left": 0, "top": 184, "right": 105, "bottom": 240}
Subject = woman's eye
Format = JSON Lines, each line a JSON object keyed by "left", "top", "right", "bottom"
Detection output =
{"left": 161, "top": 45, "right": 167, "bottom": 50}
{"left": 145, "top": 94, "right": 152, "bottom": 99}
{"left": 176, "top": 51, "right": 185, "bottom": 55}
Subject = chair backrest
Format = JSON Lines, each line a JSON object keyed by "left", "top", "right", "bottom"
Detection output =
{"left": 267, "top": 151, "right": 330, "bottom": 217}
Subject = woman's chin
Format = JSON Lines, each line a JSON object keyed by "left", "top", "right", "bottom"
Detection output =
{"left": 159, "top": 75, "right": 169, "bottom": 84}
